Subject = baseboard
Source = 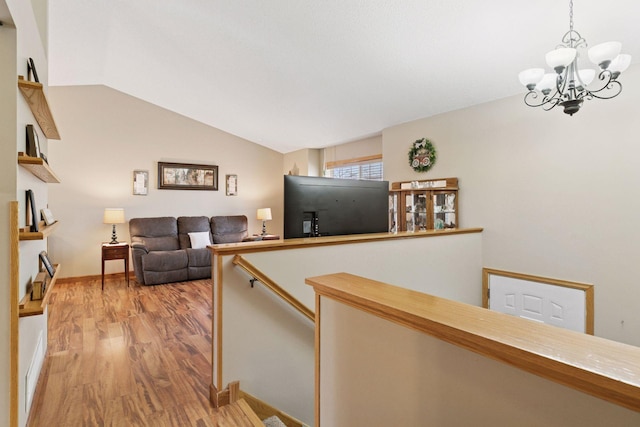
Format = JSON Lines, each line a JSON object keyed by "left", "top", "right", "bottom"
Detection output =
{"left": 56, "top": 271, "right": 136, "bottom": 285}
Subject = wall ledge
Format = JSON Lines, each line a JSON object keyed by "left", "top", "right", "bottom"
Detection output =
{"left": 306, "top": 272, "right": 640, "bottom": 412}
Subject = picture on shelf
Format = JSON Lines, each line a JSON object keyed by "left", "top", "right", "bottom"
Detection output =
{"left": 27, "top": 57, "right": 39, "bottom": 83}
{"left": 26, "top": 189, "right": 38, "bottom": 232}
{"left": 41, "top": 208, "right": 55, "bottom": 226}
{"left": 39, "top": 251, "right": 55, "bottom": 278}
{"left": 26, "top": 124, "right": 40, "bottom": 158}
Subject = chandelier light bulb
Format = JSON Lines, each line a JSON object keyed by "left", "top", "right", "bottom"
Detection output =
{"left": 545, "top": 48, "right": 577, "bottom": 73}
{"left": 536, "top": 73, "right": 557, "bottom": 95}
{"left": 588, "top": 41, "right": 622, "bottom": 69}
{"left": 609, "top": 53, "right": 632, "bottom": 78}
{"left": 518, "top": 68, "right": 545, "bottom": 90}
{"left": 577, "top": 69, "right": 595, "bottom": 87}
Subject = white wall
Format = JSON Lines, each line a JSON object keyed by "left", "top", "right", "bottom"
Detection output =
{"left": 319, "top": 297, "right": 640, "bottom": 427}
{"left": 283, "top": 148, "right": 322, "bottom": 177}
{"left": 47, "top": 85, "right": 285, "bottom": 278}
{"left": 0, "top": 7, "right": 17, "bottom": 426}
{"left": 382, "top": 65, "right": 640, "bottom": 346}
{"left": 3, "top": 0, "right": 51, "bottom": 425}
{"left": 217, "top": 232, "right": 482, "bottom": 426}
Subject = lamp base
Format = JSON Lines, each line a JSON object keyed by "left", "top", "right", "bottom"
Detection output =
{"left": 261, "top": 220, "right": 267, "bottom": 236}
{"left": 109, "top": 224, "right": 119, "bottom": 244}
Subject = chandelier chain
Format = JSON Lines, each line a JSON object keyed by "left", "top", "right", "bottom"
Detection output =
{"left": 569, "top": 0, "right": 574, "bottom": 32}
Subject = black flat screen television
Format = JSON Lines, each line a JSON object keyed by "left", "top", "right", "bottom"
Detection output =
{"left": 284, "top": 175, "right": 389, "bottom": 239}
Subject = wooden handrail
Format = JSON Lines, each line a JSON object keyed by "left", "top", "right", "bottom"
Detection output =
{"left": 306, "top": 272, "right": 640, "bottom": 413}
{"left": 232, "top": 255, "right": 315, "bottom": 323}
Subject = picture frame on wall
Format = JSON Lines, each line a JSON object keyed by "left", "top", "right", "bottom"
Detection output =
{"left": 39, "top": 251, "right": 55, "bottom": 278}
{"left": 226, "top": 174, "right": 237, "bottom": 196}
{"left": 133, "top": 170, "right": 149, "bottom": 195}
{"left": 157, "top": 162, "right": 218, "bottom": 191}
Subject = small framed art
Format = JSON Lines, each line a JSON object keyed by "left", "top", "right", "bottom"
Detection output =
{"left": 41, "top": 208, "right": 55, "bottom": 226}
{"left": 133, "top": 170, "right": 149, "bottom": 195}
{"left": 226, "top": 174, "right": 237, "bottom": 196}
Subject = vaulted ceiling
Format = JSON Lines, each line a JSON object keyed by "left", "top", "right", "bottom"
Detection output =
{"left": 48, "top": 0, "right": 640, "bottom": 153}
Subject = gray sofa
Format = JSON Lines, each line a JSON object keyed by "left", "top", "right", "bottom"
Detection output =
{"left": 129, "top": 215, "right": 248, "bottom": 285}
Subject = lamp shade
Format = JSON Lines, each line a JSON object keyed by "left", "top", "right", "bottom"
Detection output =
{"left": 103, "top": 208, "right": 125, "bottom": 224}
{"left": 257, "top": 208, "right": 272, "bottom": 221}
{"left": 577, "top": 69, "right": 595, "bottom": 86}
{"left": 518, "top": 68, "right": 544, "bottom": 89}
{"left": 588, "top": 41, "right": 621, "bottom": 68}
{"left": 609, "top": 54, "right": 632, "bottom": 74}
{"left": 545, "top": 47, "right": 577, "bottom": 70}
{"left": 536, "top": 73, "right": 557, "bottom": 93}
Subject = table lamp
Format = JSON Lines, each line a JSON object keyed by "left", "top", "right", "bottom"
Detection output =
{"left": 103, "top": 208, "right": 125, "bottom": 244}
{"left": 257, "top": 208, "right": 272, "bottom": 236}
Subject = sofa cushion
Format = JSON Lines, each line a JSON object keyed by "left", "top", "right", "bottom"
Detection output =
{"left": 142, "top": 250, "right": 188, "bottom": 271}
{"left": 130, "top": 217, "right": 180, "bottom": 251}
{"left": 210, "top": 215, "right": 248, "bottom": 243}
{"left": 141, "top": 250, "right": 189, "bottom": 285}
{"left": 186, "top": 248, "right": 211, "bottom": 280}
{"left": 188, "top": 231, "right": 211, "bottom": 249}
{"left": 178, "top": 216, "right": 213, "bottom": 249}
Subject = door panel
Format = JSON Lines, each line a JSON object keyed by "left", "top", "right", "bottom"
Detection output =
{"left": 488, "top": 274, "right": 587, "bottom": 333}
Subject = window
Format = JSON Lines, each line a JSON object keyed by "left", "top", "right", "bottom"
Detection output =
{"left": 325, "top": 155, "right": 383, "bottom": 181}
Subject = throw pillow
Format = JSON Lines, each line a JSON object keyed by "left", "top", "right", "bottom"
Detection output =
{"left": 188, "top": 231, "right": 211, "bottom": 249}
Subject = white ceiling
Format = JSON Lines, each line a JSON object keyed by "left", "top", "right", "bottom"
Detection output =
{"left": 48, "top": 0, "right": 640, "bottom": 153}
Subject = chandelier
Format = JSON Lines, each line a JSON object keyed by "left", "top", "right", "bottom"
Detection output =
{"left": 518, "top": 0, "right": 631, "bottom": 116}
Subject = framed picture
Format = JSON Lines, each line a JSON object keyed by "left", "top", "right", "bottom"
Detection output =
{"left": 41, "top": 208, "right": 55, "bottom": 226}
{"left": 133, "top": 170, "right": 149, "bottom": 195}
{"left": 157, "top": 162, "right": 218, "bottom": 191}
{"left": 39, "top": 251, "right": 55, "bottom": 278}
{"left": 26, "top": 124, "right": 40, "bottom": 158}
{"left": 226, "top": 174, "right": 237, "bottom": 196}
{"left": 26, "top": 189, "right": 38, "bottom": 232}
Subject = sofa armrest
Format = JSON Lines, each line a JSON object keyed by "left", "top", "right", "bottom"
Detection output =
{"left": 130, "top": 243, "right": 149, "bottom": 284}
{"left": 131, "top": 242, "right": 149, "bottom": 254}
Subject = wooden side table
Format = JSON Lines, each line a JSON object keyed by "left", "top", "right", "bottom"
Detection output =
{"left": 102, "top": 242, "right": 129, "bottom": 290}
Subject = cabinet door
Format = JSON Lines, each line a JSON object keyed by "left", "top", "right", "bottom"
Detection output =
{"left": 432, "top": 191, "right": 457, "bottom": 229}
{"left": 405, "top": 191, "right": 428, "bottom": 232}
{"left": 388, "top": 193, "right": 398, "bottom": 233}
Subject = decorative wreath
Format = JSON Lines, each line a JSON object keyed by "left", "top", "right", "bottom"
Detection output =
{"left": 408, "top": 138, "right": 437, "bottom": 172}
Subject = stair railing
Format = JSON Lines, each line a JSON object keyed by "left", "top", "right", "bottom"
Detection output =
{"left": 232, "top": 254, "right": 315, "bottom": 323}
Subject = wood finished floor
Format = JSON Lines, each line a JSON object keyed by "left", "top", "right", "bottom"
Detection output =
{"left": 28, "top": 276, "right": 253, "bottom": 427}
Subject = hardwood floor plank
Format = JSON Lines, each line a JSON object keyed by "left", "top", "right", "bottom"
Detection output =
{"left": 28, "top": 277, "right": 270, "bottom": 426}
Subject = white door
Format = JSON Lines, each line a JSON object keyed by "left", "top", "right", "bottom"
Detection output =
{"left": 488, "top": 274, "right": 587, "bottom": 333}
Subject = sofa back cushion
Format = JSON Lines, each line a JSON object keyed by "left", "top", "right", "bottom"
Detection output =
{"left": 129, "top": 217, "right": 180, "bottom": 251}
{"left": 177, "top": 216, "right": 213, "bottom": 249}
{"left": 210, "top": 215, "right": 248, "bottom": 243}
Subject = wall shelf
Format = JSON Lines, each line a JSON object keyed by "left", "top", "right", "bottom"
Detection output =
{"left": 18, "top": 76, "right": 61, "bottom": 140}
{"left": 19, "top": 264, "right": 61, "bottom": 317}
{"left": 18, "top": 153, "right": 61, "bottom": 183}
{"left": 19, "top": 221, "right": 59, "bottom": 241}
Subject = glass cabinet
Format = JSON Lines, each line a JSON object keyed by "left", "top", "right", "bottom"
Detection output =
{"left": 389, "top": 177, "right": 458, "bottom": 232}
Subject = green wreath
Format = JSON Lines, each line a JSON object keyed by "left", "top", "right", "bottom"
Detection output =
{"left": 408, "top": 138, "right": 436, "bottom": 172}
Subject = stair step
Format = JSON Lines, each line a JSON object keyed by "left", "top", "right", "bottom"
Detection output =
{"left": 262, "top": 415, "right": 287, "bottom": 427}
{"left": 216, "top": 398, "right": 264, "bottom": 427}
